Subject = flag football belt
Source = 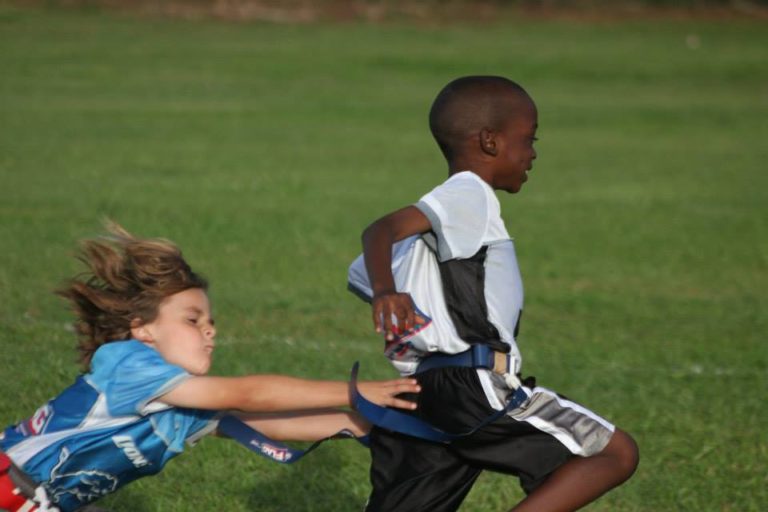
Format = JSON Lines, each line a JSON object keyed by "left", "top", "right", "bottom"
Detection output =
{"left": 414, "top": 343, "right": 513, "bottom": 375}
{"left": 0, "top": 452, "right": 59, "bottom": 512}
{"left": 217, "top": 415, "right": 370, "bottom": 465}
{"left": 350, "top": 345, "right": 529, "bottom": 444}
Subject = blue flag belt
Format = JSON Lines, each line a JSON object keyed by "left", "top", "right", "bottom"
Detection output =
{"left": 218, "top": 415, "right": 369, "bottom": 464}
{"left": 350, "top": 345, "right": 529, "bottom": 444}
{"left": 414, "top": 343, "right": 511, "bottom": 375}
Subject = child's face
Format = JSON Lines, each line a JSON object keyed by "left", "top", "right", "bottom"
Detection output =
{"left": 491, "top": 99, "right": 538, "bottom": 193}
{"left": 136, "top": 288, "right": 216, "bottom": 376}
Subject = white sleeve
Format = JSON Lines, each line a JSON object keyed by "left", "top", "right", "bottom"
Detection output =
{"left": 415, "top": 174, "right": 489, "bottom": 261}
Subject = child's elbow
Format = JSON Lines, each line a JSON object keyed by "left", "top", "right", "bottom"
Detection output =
{"left": 361, "top": 221, "right": 378, "bottom": 242}
{"left": 362, "top": 218, "right": 390, "bottom": 245}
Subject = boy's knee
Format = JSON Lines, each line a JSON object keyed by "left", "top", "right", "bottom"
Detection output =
{"left": 608, "top": 429, "right": 639, "bottom": 478}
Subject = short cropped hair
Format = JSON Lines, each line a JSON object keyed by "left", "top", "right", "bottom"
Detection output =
{"left": 429, "top": 76, "right": 530, "bottom": 160}
{"left": 57, "top": 222, "right": 207, "bottom": 369}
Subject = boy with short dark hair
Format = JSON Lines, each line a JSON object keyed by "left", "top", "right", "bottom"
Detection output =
{"left": 348, "top": 76, "right": 639, "bottom": 511}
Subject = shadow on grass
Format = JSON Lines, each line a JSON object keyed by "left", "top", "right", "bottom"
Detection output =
{"left": 86, "top": 490, "right": 152, "bottom": 512}
{"left": 245, "top": 449, "right": 366, "bottom": 512}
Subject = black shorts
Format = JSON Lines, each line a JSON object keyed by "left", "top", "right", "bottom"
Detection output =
{"left": 365, "top": 367, "right": 613, "bottom": 512}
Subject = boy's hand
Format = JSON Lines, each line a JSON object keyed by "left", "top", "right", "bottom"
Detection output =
{"left": 372, "top": 291, "right": 419, "bottom": 341}
{"left": 357, "top": 378, "right": 420, "bottom": 410}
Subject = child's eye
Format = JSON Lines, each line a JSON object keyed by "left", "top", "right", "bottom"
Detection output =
{"left": 187, "top": 317, "right": 199, "bottom": 324}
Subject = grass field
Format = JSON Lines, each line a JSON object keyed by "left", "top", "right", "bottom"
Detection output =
{"left": 0, "top": 4, "right": 766, "bottom": 511}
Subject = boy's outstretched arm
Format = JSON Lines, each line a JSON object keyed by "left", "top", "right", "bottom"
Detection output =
{"left": 157, "top": 374, "right": 420, "bottom": 412}
{"left": 362, "top": 206, "right": 432, "bottom": 341}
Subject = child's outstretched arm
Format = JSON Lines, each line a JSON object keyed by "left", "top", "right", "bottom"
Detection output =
{"left": 157, "top": 373, "right": 419, "bottom": 413}
{"left": 362, "top": 205, "right": 432, "bottom": 341}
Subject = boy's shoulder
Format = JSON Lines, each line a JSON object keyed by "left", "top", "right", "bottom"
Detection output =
{"left": 422, "top": 170, "right": 497, "bottom": 205}
{"left": 419, "top": 170, "right": 499, "bottom": 215}
{"left": 436, "top": 170, "right": 489, "bottom": 188}
{"left": 415, "top": 170, "right": 508, "bottom": 261}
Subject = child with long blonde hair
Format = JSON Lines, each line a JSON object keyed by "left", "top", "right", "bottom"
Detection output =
{"left": 0, "top": 223, "right": 419, "bottom": 512}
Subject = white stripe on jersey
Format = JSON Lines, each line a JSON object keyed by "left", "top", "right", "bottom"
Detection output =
{"left": 8, "top": 416, "right": 139, "bottom": 467}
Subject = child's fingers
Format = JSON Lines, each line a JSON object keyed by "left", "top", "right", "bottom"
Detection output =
{"left": 372, "top": 298, "right": 393, "bottom": 336}
{"left": 392, "top": 298, "right": 415, "bottom": 333}
{"left": 373, "top": 293, "right": 418, "bottom": 341}
{"left": 404, "top": 305, "right": 416, "bottom": 331}
{"left": 381, "top": 304, "right": 395, "bottom": 341}
{"left": 358, "top": 380, "right": 420, "bottom": 410}
{"left": 388, "top": 397, "right": 418, "bottom": 410}
{"left": 371, "top": 301, "right": 383, "bottom": 332}
{"left": 387, "top": 378, "right": 421, "bottom": 394}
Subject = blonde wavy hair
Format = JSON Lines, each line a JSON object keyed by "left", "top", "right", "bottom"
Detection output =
{"left": 57, "top": 222, "right": 208, "bottom": 369}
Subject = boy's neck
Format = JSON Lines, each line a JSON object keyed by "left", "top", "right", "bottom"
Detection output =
{"left": 447, "top": 161, "right": 494, "bottom": 187}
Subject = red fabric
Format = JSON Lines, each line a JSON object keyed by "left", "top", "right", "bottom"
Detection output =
{"left": 0, "top": 453, "right": 10, "bottom": 473}
{"left": 0, "top": 473, "right": 30, "bottom": 511}
{"left": 0, "top": 454, "right": 37, "bottom": 512}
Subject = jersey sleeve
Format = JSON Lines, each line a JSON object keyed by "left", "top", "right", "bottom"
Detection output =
{"left": 149, "top": 408, "right": 220, "bottom": 452}
{"left": 415, "top": 173, "right": 490, "bottom": 261}
{"left": 90, "top": 341, "right": 190, "bottom": 417}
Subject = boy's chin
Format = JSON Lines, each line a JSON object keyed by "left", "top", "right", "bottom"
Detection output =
{"left": 497, "top": 176, "right": 526, "bottom": 193}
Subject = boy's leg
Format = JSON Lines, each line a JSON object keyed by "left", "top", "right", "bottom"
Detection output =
{"left": 438, "top": 374, "right": 638, "bottom": 512}
{"left": 366, "top": 367, "right": 497, "bottom": 512}
{"left": 366, "top": 366, "right": 572, "bottom": 511}
{"left": 366, "top": 427, "right": 481, "bottom": 512}
{"left": 509, "top": 428, "right": 639, "bottom": 512}
{"left": 450, "top": 376, "right": 639, "bottom": 511}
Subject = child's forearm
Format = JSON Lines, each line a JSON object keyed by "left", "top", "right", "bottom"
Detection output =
{"left": 233, "top": 376, "right": 418, "bottom": 413}
{"left": 362, "top": 206, "right": 433, "bottom": 296}
{"left": 362, "top": 211, "right": 428, "bottom": 337}
{"left": 362, "top": 218, "right": 397, "bottom": 296}
{"left": 211, "top": 375, "right": 356, "bottom": 412}
{"left": 232, "top": 410, "right": 370, "bottom": 441}
{"left": 160, "top": 374, "right": 419, "bottom": 412}
{"left": 245, "top": 376, "right": 354, "bottom": 411}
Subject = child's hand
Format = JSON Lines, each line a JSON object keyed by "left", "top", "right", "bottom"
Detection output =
{"left": 372, "top": 291, "right": 420, "bottom": 341}
{"left": 357, "top": 378, "right": 420, "bottom": 410}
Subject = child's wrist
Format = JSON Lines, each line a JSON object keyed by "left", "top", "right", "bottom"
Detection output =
{"left": 372, "top": 288, "right": 397, "bottom": 298}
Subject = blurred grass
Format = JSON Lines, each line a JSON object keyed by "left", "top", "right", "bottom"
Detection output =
{"left": 1, "top": 4, "right": 766, "bottom": 511}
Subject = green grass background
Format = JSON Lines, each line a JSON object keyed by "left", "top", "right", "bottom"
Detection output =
{"left": 1, "top": 4, "right": 766, "bottom": 511}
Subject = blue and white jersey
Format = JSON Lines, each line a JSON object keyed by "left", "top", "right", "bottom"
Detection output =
{"left": 0, "top": 340, "right": 218, "bottom": 512}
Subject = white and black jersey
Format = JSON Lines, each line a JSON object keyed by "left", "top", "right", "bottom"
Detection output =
{"left": 349, "top": 171, "right": 615, "bottom": 512}
{"left": 349, "top": 171, "right": 524, "bottom": 405}
{"left": 348, "top": 171, "right": 524, "bottom": 355}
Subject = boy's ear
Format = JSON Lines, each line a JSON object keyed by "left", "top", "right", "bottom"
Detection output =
{"left": 130, "top": 318, "right": 153, "bottom": 343}
{"left": 479, "top": 128, "right": 498, "bottom": 156}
